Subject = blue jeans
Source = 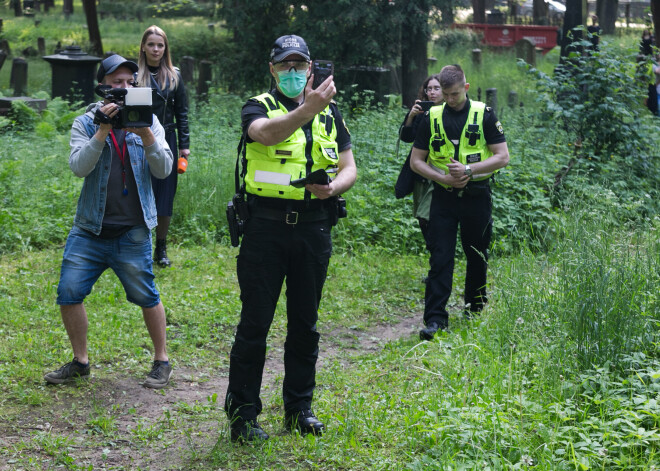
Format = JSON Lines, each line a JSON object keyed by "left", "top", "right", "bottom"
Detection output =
{"left": 57, "top": 225, "right": 160, "bottom": 307}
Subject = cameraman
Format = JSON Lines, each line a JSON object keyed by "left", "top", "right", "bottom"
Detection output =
{"left": 224, "top": 35, "right": 356, "bottom": 443}
{"left": 44, "top": 54, "right": 174, "bottom": 389}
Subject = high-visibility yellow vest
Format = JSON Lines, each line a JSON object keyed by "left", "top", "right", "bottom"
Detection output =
{"left": 245, "top": 93, "right": 339, "bottom": 199}
{"left": 427, "top": 101, "right": 494, "bottom": 188}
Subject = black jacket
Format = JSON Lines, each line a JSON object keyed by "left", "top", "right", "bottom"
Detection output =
{"left": 648, "top": 84, "right": 658, "bottom": 115}
{"left": 149, "top": 69, "right": 190, "bottom": 150}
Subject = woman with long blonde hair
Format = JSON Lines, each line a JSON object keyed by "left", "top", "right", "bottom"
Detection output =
{"left": 138, "top": 25, "right": 190, "bottom": 268}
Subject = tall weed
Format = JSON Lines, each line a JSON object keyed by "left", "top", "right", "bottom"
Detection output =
{"left": 488, "top": 205, "right": 660, "bottom": 383}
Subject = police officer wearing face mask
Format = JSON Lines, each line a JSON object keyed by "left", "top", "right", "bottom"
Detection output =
{"left": 224, "top": 35, "right": 357, "bottom": 443}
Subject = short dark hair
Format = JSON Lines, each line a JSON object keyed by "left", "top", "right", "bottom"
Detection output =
{"left": 439, "top": 64, "right": 465, "bottom": 90}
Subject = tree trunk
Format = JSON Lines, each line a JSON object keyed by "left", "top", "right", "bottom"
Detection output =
{"left": 83, "top": 0, "right": 103, "bottom": 56}
{"left": 653, "top": 0, "right": 660, "bottom": 49}
{"left": 63, "top": 0, "right": 73, "bottom": 14}
{"left": 13, "top": 0, "right": 23, "bottom": 17}
{"left": 472, "top": 0, "right": 486, "bottom": 23}
{"left": 440, "top": 0, "right": 455, "bottom": 25}
{"left": 561, "top": 0, "right": 586, "bottom": 57}
{"left": 600, "top": 0, "right": 617, "bottom": 34}
{"left": 401, "top": 1, "right": 430, "bottom": 108}
{"left": 533, "top": 0, "right": 548, "bottom": 24}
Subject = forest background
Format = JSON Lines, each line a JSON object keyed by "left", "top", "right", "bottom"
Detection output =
{"left": 0, "top": 0, "right": 659, "bottom": 470}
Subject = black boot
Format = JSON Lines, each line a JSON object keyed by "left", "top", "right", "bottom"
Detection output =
{"left": 154, "top": 239, "right": 172, "bottom": 268}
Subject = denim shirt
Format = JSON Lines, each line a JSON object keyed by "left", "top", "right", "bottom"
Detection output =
{"left": 69, "top": 102, "right": 173, "bottom": 235}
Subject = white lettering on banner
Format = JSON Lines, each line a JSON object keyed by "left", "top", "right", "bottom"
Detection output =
{"left": 254, "top": 170, "right": 292, "bottom": 186}
{"left": 523, "top": 35, "right": 548, "bottom": 45}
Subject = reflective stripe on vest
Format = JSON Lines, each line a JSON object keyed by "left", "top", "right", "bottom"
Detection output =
{"left": 245, "top": 93, "right": 339, "bottom": 199}
{"left": 427, "top": 101, "right": 494, "bottom": 188}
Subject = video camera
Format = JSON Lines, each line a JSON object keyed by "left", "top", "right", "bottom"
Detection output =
{"left": 93, "top": 84, "right": 153, "bottom": 129}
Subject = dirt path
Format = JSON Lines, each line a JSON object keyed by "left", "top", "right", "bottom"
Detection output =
{"left": 106, "top": 314, "right": 420, "bottom": 422}
{"left": 0, "top": 314, "right": 422, "bottom": 470}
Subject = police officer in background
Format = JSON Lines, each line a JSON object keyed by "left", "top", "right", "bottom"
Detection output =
{"left": 410, "top": 64, "right": 509, "bottom": 340}
{"left": 224, "top": 35, "right": 357, "bottom": 442}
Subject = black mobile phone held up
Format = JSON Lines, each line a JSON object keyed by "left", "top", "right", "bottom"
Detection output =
{"left": 312, "top": 60, "right": 334, "bottom": 89}
{"left": 419, "top": 101, "right": 435, "bottom": 112}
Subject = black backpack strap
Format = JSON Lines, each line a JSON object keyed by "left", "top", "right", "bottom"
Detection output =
{"left": 234, "top": 128, "right": 248, "bottom": 194}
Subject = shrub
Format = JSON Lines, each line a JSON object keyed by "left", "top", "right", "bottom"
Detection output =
{"left": 146, "top": 0, "right": 213, "bottom": 18}
{"left": 434, "top": 28, "right": 482, "bottom": 51}
{"left": 7, "top": 100, "right": 39, "bottom": 133}
{"left": 524, "top": 35, "right": 648, "bottom": 158}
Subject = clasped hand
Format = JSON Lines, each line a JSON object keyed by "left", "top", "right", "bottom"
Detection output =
{"left": 445, "top": 158, "right": 470, "bottom": 188}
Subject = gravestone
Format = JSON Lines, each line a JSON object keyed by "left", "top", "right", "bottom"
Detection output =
{"left": 197, "top": 60, "right": 212, "bottom": 100}
{"left": 515, "top": 38, "right": 536, "bottom": 66}
{"left": 10, "top": 57, "right": 28, "bottom": 96}
{"left": 43, "top": 45, "right": 102, "bottom": 103}
{"left": 0, "top": 96, "right": 47, "bottom": 116}
{"left": 472, "top": 49, "right": 482, "bottom": 68}
{"left": 486, "top": 88, "right": 498, "bottom": 111}
{"left": 508, "top": 90, "right": 518, "bottom": 109}
{"left": 1, "top": 39, "right": 11, "bottom": 56}
{"left": 180, "top": 56, "right": 195, "bottom": 84}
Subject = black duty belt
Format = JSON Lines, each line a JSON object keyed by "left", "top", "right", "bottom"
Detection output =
{"left": 435, "top": 180, "right": 490, "bottom": 196}
{"left": 247, "top": 195, "right": 329, "bottom": 225}
{"left": 250, "top": 206, "right": 329, "bottom": 225}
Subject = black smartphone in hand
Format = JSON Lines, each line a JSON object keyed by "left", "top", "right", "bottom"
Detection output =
{"left": 419, "top": 101, "right": 435, "bottom": 112}
{"left": 312, "top": 60, "right": 334, "bottom": 89}
{"left": 290, "top": 169, "right": 330, "bottom": 188}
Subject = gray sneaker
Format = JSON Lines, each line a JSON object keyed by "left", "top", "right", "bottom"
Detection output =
{"left": 143, "top": 360, "right": 172, "bottom": 389}
{"left": 44, "top": 358, "right": 90, "bottom": 384}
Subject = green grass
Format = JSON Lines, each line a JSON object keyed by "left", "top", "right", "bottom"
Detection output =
{"left": 0, "top": 10, "right": 660, "bottom": 469}
{"left": 0, "top": 216, "right": 658, "bottom": 469}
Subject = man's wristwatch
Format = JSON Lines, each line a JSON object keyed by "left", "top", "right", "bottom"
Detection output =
{"left": 464, "top": 165, "right": 473, "bottom": 177}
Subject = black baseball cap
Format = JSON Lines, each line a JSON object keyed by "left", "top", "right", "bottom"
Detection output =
{"left": 96, "top": 54, "right": 138, "bottom": 82}
{"left": 270, "top": 35, "right": 310, "bottom": 63}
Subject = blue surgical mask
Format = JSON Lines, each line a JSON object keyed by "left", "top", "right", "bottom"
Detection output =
{"left": 277, "top": 69, "right": 307, "bottom": 98}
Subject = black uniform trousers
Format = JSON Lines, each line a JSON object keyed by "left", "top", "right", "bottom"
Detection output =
{"left": 424, "top": 182, "right": 493, "bottom": 327}
{"left": 225, "top": 205, "right": 332, "bottom": 421}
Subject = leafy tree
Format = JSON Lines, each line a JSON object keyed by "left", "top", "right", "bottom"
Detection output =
{"left": 527, "top": 37, "right": 651, "bottom": 181}
{"left": 216, "top": 0, "right": 448, "bottom": 106}
{"left": 215, "top": 0, "right": 294, "bottom": 92}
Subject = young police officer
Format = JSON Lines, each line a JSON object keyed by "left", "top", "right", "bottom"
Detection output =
{"left": 224, "top": 35, "right": 357, "bottom": 442}
{"left": 410, "top": 64, "right": 509, "bottom": 340}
